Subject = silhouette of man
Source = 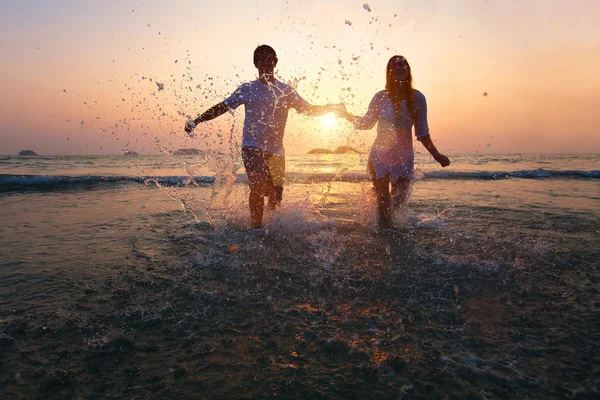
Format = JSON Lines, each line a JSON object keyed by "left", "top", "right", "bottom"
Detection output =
{"left": 186, "top": 45, "right": 341, "bottom": 228}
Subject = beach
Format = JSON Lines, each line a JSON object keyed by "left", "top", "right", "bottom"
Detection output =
{"left": 0, "top": 153, "right": 598, "bottom": 398}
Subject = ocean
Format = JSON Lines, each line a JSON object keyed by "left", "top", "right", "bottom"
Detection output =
{"left": 0, "top": 152, "right": 598, "bottom": 398}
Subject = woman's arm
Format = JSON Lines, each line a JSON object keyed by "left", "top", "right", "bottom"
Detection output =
{"left": 413, "top": 91, "right": 450, "bottom": 167}
{"left": 419, "top": 135, "right": 450, "bottom": 167}
{"left": 351, "top": 94, "right": 380, "bottom": 130}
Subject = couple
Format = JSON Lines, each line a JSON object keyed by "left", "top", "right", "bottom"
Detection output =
{"left": 185, "top": 45, "right": 450, "bottom": 229}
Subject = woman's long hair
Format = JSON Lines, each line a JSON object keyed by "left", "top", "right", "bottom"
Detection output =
{"left": 385, "top": 56, "right": 417, "bottom": 123}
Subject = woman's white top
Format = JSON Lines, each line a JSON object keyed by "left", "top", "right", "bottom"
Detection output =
{"left": 354, "top": 90, "right": 430, "bottom": 182}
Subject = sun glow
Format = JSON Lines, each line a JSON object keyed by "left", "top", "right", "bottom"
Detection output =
{"left": 321, "top": 114, "right": 338, "bottom": 129}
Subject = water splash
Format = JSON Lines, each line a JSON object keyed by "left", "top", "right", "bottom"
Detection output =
{"left": 264, "top": 197, "right": 337, "bottom": 235}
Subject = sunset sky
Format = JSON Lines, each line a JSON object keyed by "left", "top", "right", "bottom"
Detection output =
{"left": 1, "top": 0, "right": 599, "bottom": 155}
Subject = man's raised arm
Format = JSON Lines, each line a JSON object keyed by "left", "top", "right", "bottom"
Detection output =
{"left": 185, "top": 102, "right": 229, "bottom": 134}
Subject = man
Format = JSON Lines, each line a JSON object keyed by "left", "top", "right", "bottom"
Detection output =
{"left": 185, "top": 45, "right": 341, "bottom": 228}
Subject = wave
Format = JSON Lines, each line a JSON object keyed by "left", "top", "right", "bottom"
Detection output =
{"left": 1, "top": 169, "right": 598, "bottom": 190}
{"left": 0, "top": 175, "right": 216, "bottom": 189}
{"left": 421, "top": 169, "right": 600, "bottom": 180}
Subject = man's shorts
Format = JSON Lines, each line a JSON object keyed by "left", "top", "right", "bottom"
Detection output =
{"left": 242, "top": 146, "right": 285, "bottom": 186}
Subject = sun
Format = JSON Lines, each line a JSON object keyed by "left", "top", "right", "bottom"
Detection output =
{"left": 321, "top": 114, "right": 337, "bottom": 129}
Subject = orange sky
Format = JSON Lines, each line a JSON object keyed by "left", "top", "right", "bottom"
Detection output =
{"left": 1, "top": 0, "right": 599, "bottom": 155}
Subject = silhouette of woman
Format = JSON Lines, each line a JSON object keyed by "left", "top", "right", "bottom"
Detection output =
{"left": 341, "top": 56, "right": 450, "bottom": 228}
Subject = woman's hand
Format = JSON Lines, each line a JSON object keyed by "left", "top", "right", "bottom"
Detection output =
{"left": 433, "top": 153, "right": 450, "bottom": 167}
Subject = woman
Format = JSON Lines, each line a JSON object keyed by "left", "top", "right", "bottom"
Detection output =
{"left": 341, "top": 56, "right": 450, "bottom": 228}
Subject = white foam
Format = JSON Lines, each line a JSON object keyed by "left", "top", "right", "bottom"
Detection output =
{"left": 264, "top": 198, "right": 337, "bottom": 235}
{"left": 404, "top": 212, "right": 446, "bottom": 229}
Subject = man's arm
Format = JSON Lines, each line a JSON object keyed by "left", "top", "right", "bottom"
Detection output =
{"left": 185, "top": 102, "right": 229, "bottom": 134}
{"left": 303, "top": 104, "right": 341, "bottom": 117}
{"left": 195, "top": 102, "right": 229, "bottom": 123}
{"left": 419, "top": 135, "right": 450, "bottom": 167}
{"left": 289, "top": 88, "right": 346, "bottom": 118}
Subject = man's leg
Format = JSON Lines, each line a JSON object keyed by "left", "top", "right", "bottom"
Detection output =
{"left": 249, "top": 181, "right": 271, "bottom": 228}
{"left": 268, "top": 185, "right": 283, "bottom": 210}
{"left": 242, "top": 147, "right": 272, "bottom": 228}
{"left": 267, "top": 155, "right": 285, "bottom": 210}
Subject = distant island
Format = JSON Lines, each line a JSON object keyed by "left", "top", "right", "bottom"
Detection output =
{"left": 172, "top": 148, "right": 202, "bottom": 155}
{"left": 18, "top": 150, "right": 38, "bottom": 156}
{"left": 307, "top": 146, "right": 362, "bottom": 155}
{"left": 122, "top": 150, "right": 138, "bottom": 156}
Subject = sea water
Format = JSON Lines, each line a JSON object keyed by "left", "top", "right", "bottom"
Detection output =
{"left": 0, "top": 152, "right": 598, "bottom": 398}
{"left": 0, "top": 152, "right": 598, "bottom": 308}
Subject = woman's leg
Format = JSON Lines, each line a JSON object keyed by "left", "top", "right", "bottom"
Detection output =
{"left": 391, "top": 178, "right": 412, "bottom": 210}
{"left": 368, "top": 161, "right": 392, "bottom": 228}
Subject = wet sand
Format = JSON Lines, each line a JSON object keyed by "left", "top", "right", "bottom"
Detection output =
{"left": 1, "top": 197, "right": 598, "bottom": 399}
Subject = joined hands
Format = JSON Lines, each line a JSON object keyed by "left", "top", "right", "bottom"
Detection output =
{"left": 331, "top": 103, "right": 355, "bottom": 123}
